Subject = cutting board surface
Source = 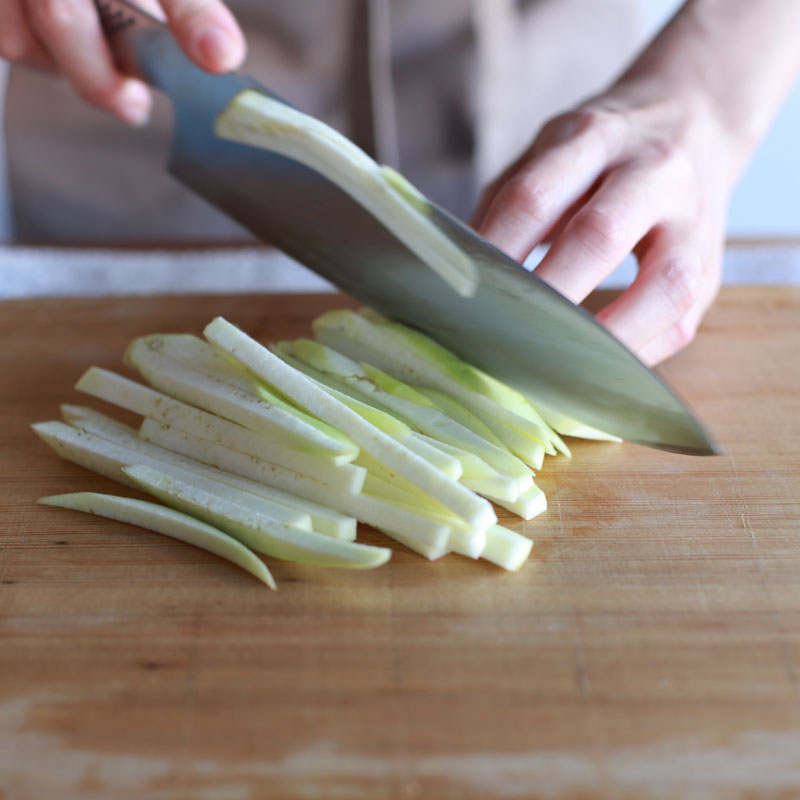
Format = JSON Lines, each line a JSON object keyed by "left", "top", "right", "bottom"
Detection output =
{"left": 1, "top": 288, "right": 799, "bottom": 799}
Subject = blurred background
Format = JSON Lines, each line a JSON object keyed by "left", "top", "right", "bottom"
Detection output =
{"left": 1, "top": 0, "right": 799, "bottom": 297}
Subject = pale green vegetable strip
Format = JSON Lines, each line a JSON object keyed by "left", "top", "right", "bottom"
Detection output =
{"left": 356, "top": 371, "right": 536, "bottom": 486}
{"left": 361, "top": 473, "right": 485, "bottom": 558}
{"left": 288, "top": 369, "right": 464, "bottom": 479}
{"left": 528, "top": 396, "right": 621, "bottom": 443}
{"left": 76, "top": 368, "right": 365, "bottom": 493}
{"left": 126, "top": 459, "right": 312, "bottom": 529}
{"left": 39, "top": 491, "right": 275, "bottom": 587}
{"left": 204, "top": 317, "right": 495, "bottom": 533}
{"left": 368, "top": 321, "right": 560, "bottom": 460}
{"left": 32, "top": 419, "right": 354, "bottom": 534}
{"left": 123, "top": 341, "right": 357, "bottom": 460}
{"left": 361, "top": 470, "right": 440, "bottom": 510}
{"left": 460, "top": 476, "right": 522, "bottom": 504}
{"left": 34, "top": 416, "right": 449, "bottom": 561}
{"left": 61, "top": 405, "right": 357, "bottom": 539}
{"left": 358, "top": 457, "right": 455, "bottom": 515}
{"left": 382, "top": 530, "right": 447, "bottom": 560}
{"left": 312, "top": 310, "right": 556, "bottom": 463}
{"left": 32, "top": 420, "right": 313, "bottom": 530}
{"left": 140, "top": 421, "right": 451, "bottom": 554}
{"left": 322, "top": 308, "right": 557, "bottom": 463}
{"left": 33, "top": 421, "right": 145, "bottom": 490}
{"left": 279, "top": 344, "right": 487, "bottom": 485}
{"left": 358, "top": 308, "right": 559, "bottom": 450}
{"left": 409, "top": 434, "right": 524, "bottom": 500}
{"left": 481, "top": 420, "right": 546, "bottom": 471}
{"left": 133, "top": 334, "right": 356, "bottom": 453}
{"left": 485, "top": 482, "right": 547, "bottom": 521}
{"left": 411, "top": 385, "right": 508, "bottom": 450}
{"left": 271, "top": 347, "right": 464, "bottom": 480}
{"left": 138, "top": 335, "right": 461, "bottom": 480}
{"left": 412, "top": 435, "right": 495, "bottom": 480}
{"left": 123, "top": 464, "right": 391, "bottom": 570}
{"left": 215, "top": 89, "right": 478, "bottom": 298}
{"left": 402, "top": 432, "right": 462, "bottom": 479}
{"left": 479, "top": 525, "right": 533, "bottom": 572}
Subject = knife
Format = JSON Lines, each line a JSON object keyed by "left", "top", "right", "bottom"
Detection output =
{"left": 94, "top": 0, "right": 718, "bottom": 455}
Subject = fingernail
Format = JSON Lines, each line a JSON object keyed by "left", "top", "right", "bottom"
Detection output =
{"left": 196, "top": 26, "right": 239, "bottom": 71}
{"left": 117, "top": 80, "right": 151, "bottom": 127}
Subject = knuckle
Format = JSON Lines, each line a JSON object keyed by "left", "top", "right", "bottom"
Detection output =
{"left": 640, "top": 139, "right": 695, "bottom": 186}
{"left": 572, "top": 207, "right": 624, "bottom": 255}
{"left": 578, "top": 105, "right": 627, "bottom": 149}
{"left": 645, "top": 138, "right": 681, "bottom": 166}
{"left": 538, "top": 113, "right": 576, "bottom": 145}
{"left": 30, "top": 0, "right": 93, "bottom": 30}
{"left": 671, "top": 317, "right": 697, "bottom": 350}
{"left": 541, "top": 106, "right": 620, "bottom": 147}
{"left": 570, "top": 106, "right": 611, "bottom": 134}
{"left": 501, "top": 177, "right": 554, "bottom": 225}
{"left": 0, "top": 32, "right": 32, "bottom": 62}
{"left": 661, "top": 257, "right": 701, "bottom": 315}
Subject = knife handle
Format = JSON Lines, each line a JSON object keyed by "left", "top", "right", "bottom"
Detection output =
{"left": 93, "top": 0, "right": 170, "bottom": 84}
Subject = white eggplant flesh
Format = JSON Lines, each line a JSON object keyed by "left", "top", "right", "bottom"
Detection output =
{"left": 39, "top": 491, "right": 275, "bottom": 588}
{"left": 124, "top": 341, "right": 357, "bottom": 460}
{"left": 75, "top": 367, "right": 365, "bottom": 493}
{"left": 312, "top": 310, "right": 559, "bottom": 463}
{"left": 61, "top": 404, "right": 357, "bottom": 539}
{"left": 140, "top": 421, "right": 452, "bottom": 554}
{"left": 479, "top": 525, "right": 533, "bottom": 572}
{"left": 32, "top": 420, "right": 313, "bottom": 530}
{"left": 122, "top": 464, "right": 391, "bottom": 570}
{"left": 215, "top": 89, "right": 478, "bottom": 298}
{"left": 204, "top": 317, "right": 496, "bottom": 532}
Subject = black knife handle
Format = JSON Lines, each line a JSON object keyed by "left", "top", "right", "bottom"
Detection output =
{"left": 93, "top": 0, "right": 168, "bottom": 82}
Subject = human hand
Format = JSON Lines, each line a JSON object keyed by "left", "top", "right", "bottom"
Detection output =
{"left": 472, "top": 81, "right": 733, "bottom": 366}
{"left": 0, "top": 0, "right": 245, "bottom": 126}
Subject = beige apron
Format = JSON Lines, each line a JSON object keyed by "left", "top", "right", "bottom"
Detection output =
{"left": 4, "top": 0, "right": 644, "bottom": 242}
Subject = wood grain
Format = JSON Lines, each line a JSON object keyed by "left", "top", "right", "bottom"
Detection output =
{"left": 1, "top": 288, "right": 799, "bottom": 800}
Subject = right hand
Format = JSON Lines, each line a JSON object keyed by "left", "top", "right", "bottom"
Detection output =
{"left": 471, "top": 85, "right": 731, "bottom": 366}
{"left": 0, "top": 0, "right": 246, "bottom": 125}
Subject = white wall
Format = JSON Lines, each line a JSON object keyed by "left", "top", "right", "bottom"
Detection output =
{"left": 728, "top": 78, "right": 800, "bottom": 237}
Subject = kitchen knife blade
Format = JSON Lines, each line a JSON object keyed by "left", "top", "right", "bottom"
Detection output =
{"left": 95, "top": 0, "right": 718, "bottom": 455}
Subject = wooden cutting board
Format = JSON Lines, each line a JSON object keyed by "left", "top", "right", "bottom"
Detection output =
{"left": 1, "top": 288, "right": 799, "bottom": 799}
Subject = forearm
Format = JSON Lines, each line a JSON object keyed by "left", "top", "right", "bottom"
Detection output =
{"left": 616, "top": 0, "right": 800, "bottom": 178}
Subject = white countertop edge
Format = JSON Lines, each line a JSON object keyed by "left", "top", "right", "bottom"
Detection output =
{"left": 1, "top": 242, "right": 798, "bottom": 299}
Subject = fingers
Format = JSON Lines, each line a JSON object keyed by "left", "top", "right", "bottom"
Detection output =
{"left": 532, "top": 163, "right": 675, "bottom": 304}
{"left": 160, "top": 0, "right": 245, "bottom": 73}
{"left": 596, "top": 227, "right": 722, "bottom": 365}
{"left": 596, "top": 227, "right": 702, "bottom": 354}
{"left": 635, "top": 250, "right": 722, "bottom": 366}
{"left": 473, "top": 109, "right": 624, "bottom": 263}
{"left": 27, "top": 0, "right": 152, "bottom": 125}
{"left": 472, "top": 91, "right": 730, "bottom": 365}
{"left": 0, "top": 0, "right": 53, "bottom": 68}
{"left": 12, "top": 0, "right": 244, "bottom": 124}
{"left": 636, "top": 314, "right": 703, "bottom": 366}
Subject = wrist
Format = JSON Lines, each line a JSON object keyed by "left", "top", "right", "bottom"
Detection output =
{"left": 610, "top": 0, "right": 800, "bottom": 180}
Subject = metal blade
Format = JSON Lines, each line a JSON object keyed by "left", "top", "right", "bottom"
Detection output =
{"left": 99, "top": 0, "right": 718, "bottom": 455}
